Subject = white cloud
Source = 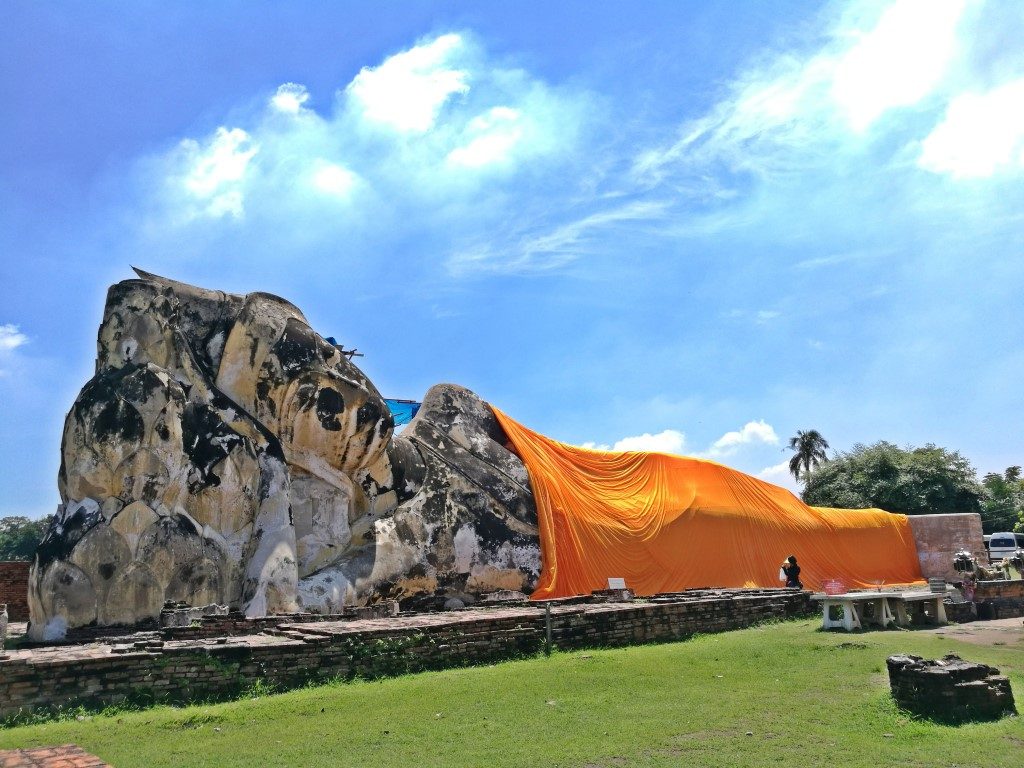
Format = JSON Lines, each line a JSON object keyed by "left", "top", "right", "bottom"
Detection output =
{"left": 831, "top": 0, "right": 965, "bottom": 131}
{"left": 0, "top": 325, "right": 28, "bottom": 352}
{"left": 918, "top": 77, "right": 1024, "bottom": 178}
{"left": 346, "top": 33, "right": 469, "bottom": 133}
{"left": 311, "top": 161, "right": 358, "bottom": 198}
{"left": 152, "top": 33, "right": 586, "bottom": 238}
{"left": 793, "top": 247, "right": 890, "bottom": 270}
{"left": 447, "top": 106, "right": 524, "bottom": 168}
{"left": 582, "top": 429, "right": 687, "bottom": 455}
{"left": 633, "top": 0, "right": 976, "bottom": 181}
{"left": 140, "top": 7, "right": 1023, "bottom": 286}
{"left": 178, "top": 127, "right": 259, "bottom": 219}
{"left": 583, "top": 417, "right": 782, "bottom": 462}
{"left": 450, "top": 200, "right": 669, "bottom": 274}
{"left": 707, "top": 420, "right": 779, "bottom": 458}
{"left": 271, "top": 83, "right": 311, "bottom": 115}
{"left": 757, "top": 460, "right": 800, "bottom": 492}
{"left": 0, "top": 324, "right": 29, "bottom": 377}
{"left": 755, "top": 310, "right": 781, "bottom": 323}
{"left": 613, "top": 429, "right": 686, "bottom": 454}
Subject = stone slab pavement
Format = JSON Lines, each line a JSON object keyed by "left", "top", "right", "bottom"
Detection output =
{"left": 0, "top": 745, "right": 109, "bottom": 767}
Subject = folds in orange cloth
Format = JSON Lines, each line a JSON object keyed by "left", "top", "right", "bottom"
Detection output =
{"left": 491, "top": 407, "right": 924, "bottom": 599}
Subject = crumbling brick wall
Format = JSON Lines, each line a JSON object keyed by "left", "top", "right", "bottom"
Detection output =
{"left": 0, "top": 589, "right": 812, "bottom": 720}
{"left": 973, "top": 580, "right": 1024, "bottom": 619}
{"left": 0, "top": 562, "right": 30, "bottom": 621}
{"left": 908, "top": 513, "right": 986, "bottom": 582}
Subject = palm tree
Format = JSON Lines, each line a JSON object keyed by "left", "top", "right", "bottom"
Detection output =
{"left": 788, "top": 430, "right": 830, "bottom": 482}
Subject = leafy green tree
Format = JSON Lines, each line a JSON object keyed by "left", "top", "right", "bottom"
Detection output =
{"left": 0, "top": 515, "right": 52, "bottom": 561}
{"left": 801, "top": 441, "right": 983, "bottom": 516}
{"left": 787, "top": 430, "right": 830, "bottom": 482}
{"left": 979, "top": 466, "right": 1024, "bottom": 534}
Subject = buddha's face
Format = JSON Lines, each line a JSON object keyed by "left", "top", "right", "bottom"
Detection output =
{"left": 215, "top": 292, "right": 394, "bottom": 480}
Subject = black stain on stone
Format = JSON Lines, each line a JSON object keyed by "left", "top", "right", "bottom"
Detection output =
{"left": 34, "top": 503, "right": 103, "bottom": 573}
{"left": 119, "top": 366, "right": 164, "bottom": 406}
{"left": 471, "top": 503, "right": 527, "bottom": 551}
{"left": 383, "top": 439, "right": 426, "bottom": 503}
{"left": 93, "top": 398, "right": 145, "bottom": 445}
{"left": 74, "top": 365, "right": 167, "bottom": 446}
{"left": 140, "top": 475, "right": 163, "bottom": 503}
{"left": 173, "top": 513, "right": 201, "bottom": 537}
{"left": 255, "top": 375, "right": 277, "bottom": 418}
{"left": 363, "top": 423, "right": 379, "bottom": 449}
{"left": 98, "top": 562, "right": 116, "bottom": 580}
{"left": 315, "top": 387, "right": 344, "bottom": 431}
{"left": 181, "top": 403, "right": 245, "bottom": 491}
{"left": 356, "top": 400, "right": 385, "bottom": 430}
{"left": 203, "top": 383, "right": 284, "bottom": 460}
{"left": 294, "top": 382, "right": 318, "bottom": 413}
{"left": 406, "top": 563, "right": 427, "bottom": 579}
{"left": 273, "top": 318, "right": 320, "bottom": 375}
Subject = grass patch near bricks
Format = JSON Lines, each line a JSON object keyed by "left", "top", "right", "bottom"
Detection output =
{"left": 1, "top": 618, "right": 1021, "bottom": 767}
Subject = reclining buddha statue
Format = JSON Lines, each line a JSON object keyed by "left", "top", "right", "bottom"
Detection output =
{"left": 29, "top": 270, "right": 540, "bottom": 639}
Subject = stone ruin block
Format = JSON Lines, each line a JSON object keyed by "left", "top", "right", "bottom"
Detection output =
{"left": 346, "top": 599, "right": 400, "bottom": 620}
{"left": 887, "top": 653, "right": 1016, "bottom": 724}
{"left": 159, "top": 601, "right": 229, "bottom": 628}
{"left": 480, "top": 590, "right": 529, "bottom": 605}
{"left": 589, "top": 588, "right": 635, "bottom": 603}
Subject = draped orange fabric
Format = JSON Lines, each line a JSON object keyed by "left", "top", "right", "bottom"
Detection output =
{"left": 491, "top": 408, "right": 924, "bottom": 598}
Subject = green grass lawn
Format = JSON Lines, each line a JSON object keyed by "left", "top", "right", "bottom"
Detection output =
{"left": 1, "top": 619, "right": 1021, "bottom": 767}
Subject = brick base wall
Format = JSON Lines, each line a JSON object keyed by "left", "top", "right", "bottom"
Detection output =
{"left": 0, "top": 562, "right": 30, "bottom": 621}
{"left": 0, "top": 589, "right": 812, "bottom": 721}
{"left": 974, "top": 580, "right": 1024, "bottom": 620}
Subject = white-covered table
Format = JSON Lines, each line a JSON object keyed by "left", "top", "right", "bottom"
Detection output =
{"left": 893, "top": 591, "right": 947, "bottom": 626}
{"left": 811, "top": 590, "right": 947, "bottom": 631}
{"left": 811, "top": 591, "right": 896, "bottom": 631}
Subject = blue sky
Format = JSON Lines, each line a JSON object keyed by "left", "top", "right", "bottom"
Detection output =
{"left": 2, "top": 0, "right": 1023, "bottom": 518}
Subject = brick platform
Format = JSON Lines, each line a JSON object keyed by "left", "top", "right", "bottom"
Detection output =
{"left": 0, "top": 744, "right": 109, "bottom": 767}
{"left": 0, "top": 588, "right": 812, "bottom": 721}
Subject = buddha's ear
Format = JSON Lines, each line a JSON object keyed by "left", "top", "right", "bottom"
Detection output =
{"left": 215, "top": 292, "right": 308, "bottom": 408}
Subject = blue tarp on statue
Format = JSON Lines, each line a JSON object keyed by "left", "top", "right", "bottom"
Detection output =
{"left": 385, "top": 399, "right": 421, "bottom": 426}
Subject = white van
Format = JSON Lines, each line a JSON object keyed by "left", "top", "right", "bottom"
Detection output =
{"left": 987, "top": 532, "right": 1023, "bottom": 562}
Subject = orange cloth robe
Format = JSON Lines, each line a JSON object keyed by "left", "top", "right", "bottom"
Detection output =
{"left": 491, "top": 408, "right": 924, "bottom": 599}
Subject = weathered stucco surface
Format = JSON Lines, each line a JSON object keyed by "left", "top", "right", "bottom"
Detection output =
{"left": 29, "top": 271, "right": 539, "bottom": 639}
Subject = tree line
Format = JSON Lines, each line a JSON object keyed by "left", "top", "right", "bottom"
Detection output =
{"left": 787, "top": 431, "right": 1023, "bottom": 534}
{"left": 0, "top": 515, "right": 52, "bottom": 561}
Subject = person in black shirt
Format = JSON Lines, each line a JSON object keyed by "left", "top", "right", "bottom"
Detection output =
{"left": 781, "top": 555, "right": 803, "bottom": 589}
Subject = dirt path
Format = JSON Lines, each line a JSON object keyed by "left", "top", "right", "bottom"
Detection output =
{"left": 923, "top": 617, "right": 1024, "bottom": 649}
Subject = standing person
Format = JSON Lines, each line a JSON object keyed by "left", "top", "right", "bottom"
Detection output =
{"left": 781, "top": 555, "right": 803, "bottom": 589}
